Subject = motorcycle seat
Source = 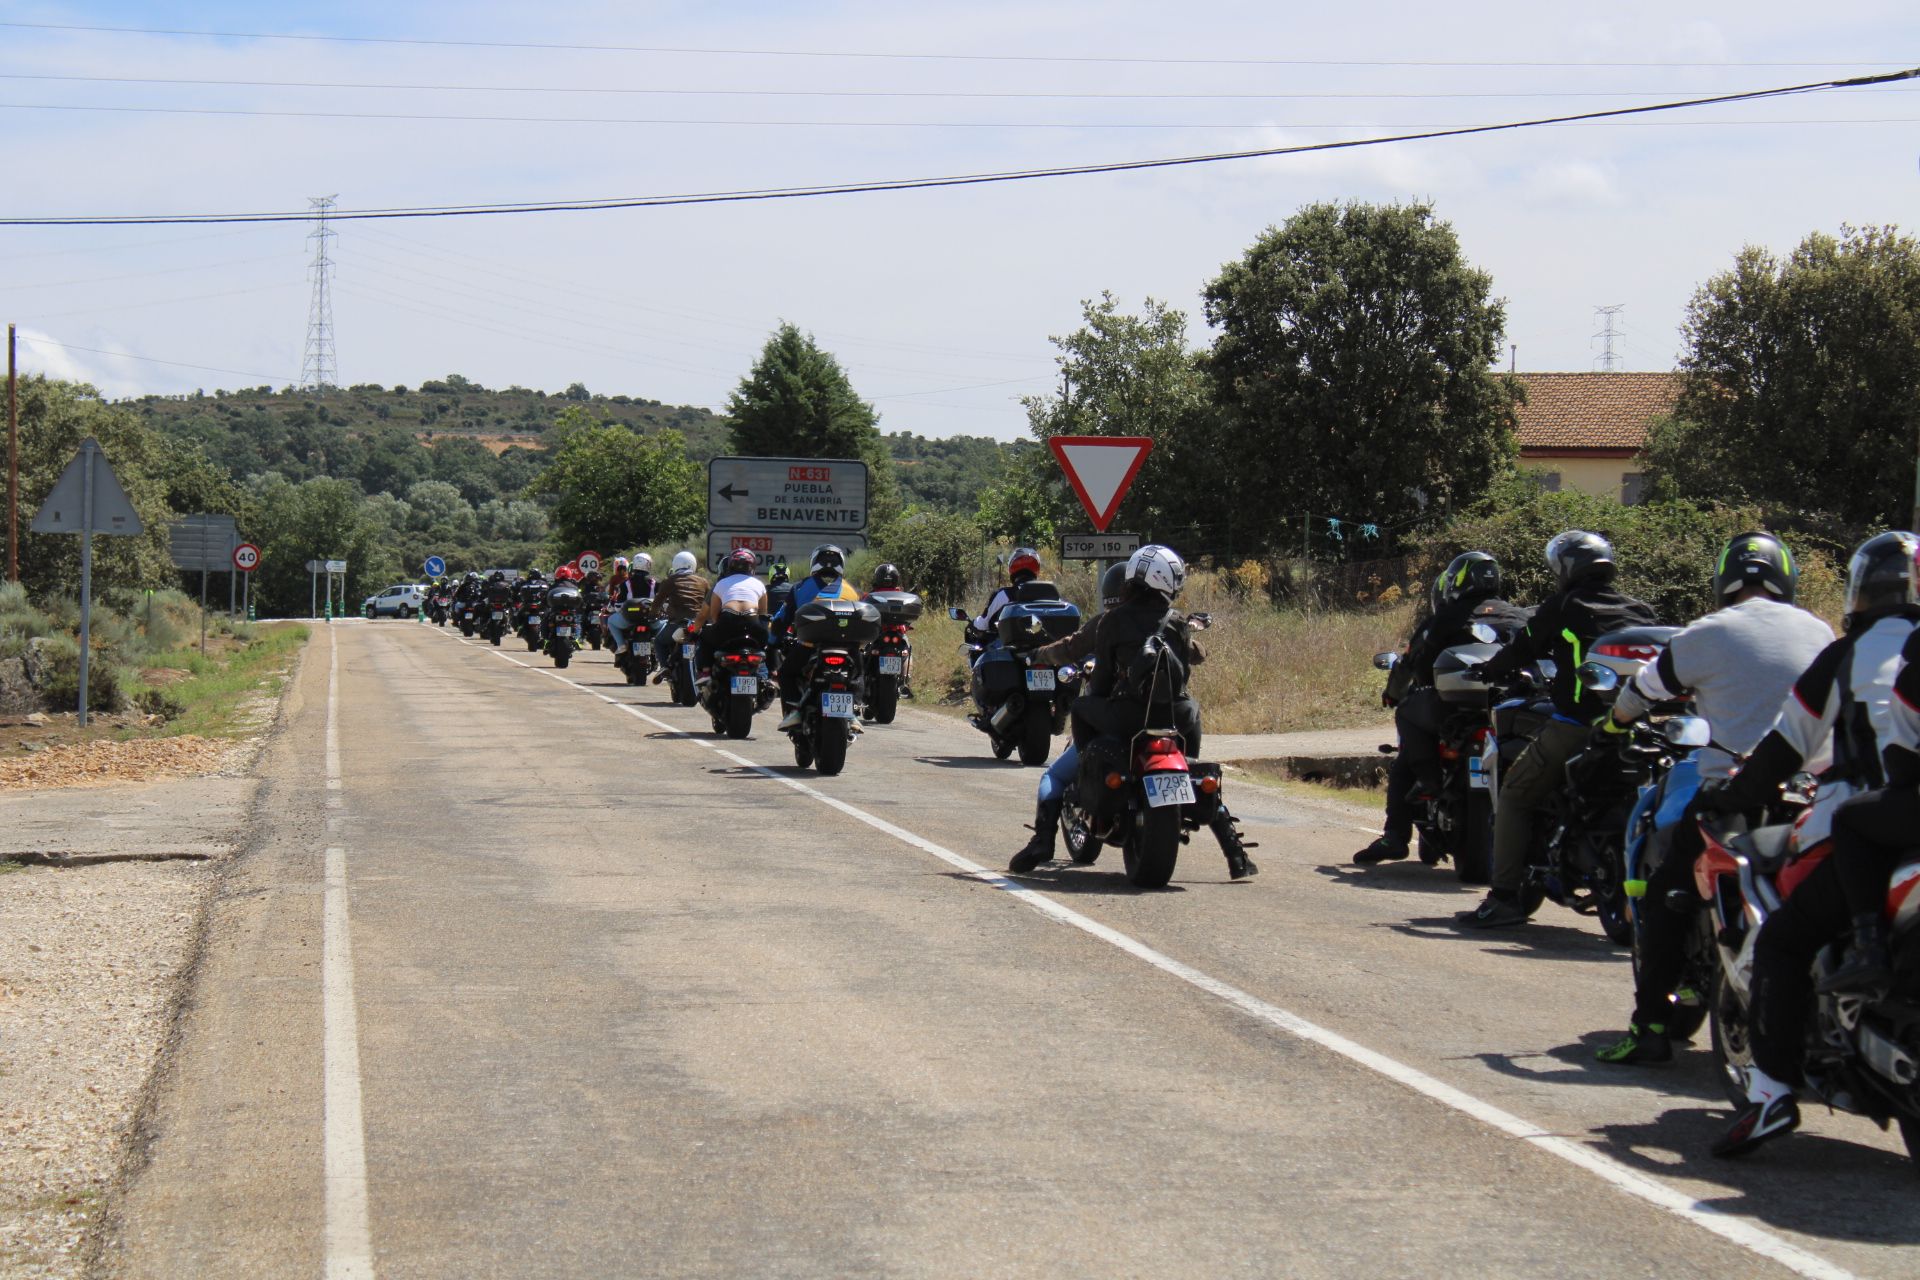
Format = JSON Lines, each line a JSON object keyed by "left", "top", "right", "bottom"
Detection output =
{"left": 1728, "top": 825, "right": 1796, "bottom": 875}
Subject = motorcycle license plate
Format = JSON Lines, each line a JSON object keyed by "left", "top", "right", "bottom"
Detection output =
{"left": 823, "top": 692, "right": 855, "bottom": 719}
{"left": 682, "top": 645, "right": 697, "bottom": 661}
{"left": 730, "top": 676, "right": 757, "bottom": 695}
{"left": 877, "top": 655, "right": 904, "bottom": 675}
{"left": 1468, "top": 754, "right": 1489, "bottom": 789}
{"left": 631, "top": 641, "right": 646, "bottom": 655}
{"left": 553, "top": 626, "right": 574, "bottom": 637}
{"left": 491, "top": 611, "right": 506, "bottom": 620}
{"left": 1143, "top": 773, "right": 1195, "bottom": 808}
{"left": 1025, "top": 668, "right": 1056, "bottom": 692}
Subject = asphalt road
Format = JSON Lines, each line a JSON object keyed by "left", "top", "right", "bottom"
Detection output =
{"left": 102, "top": 623, "right": 1918, "bottom": 1279}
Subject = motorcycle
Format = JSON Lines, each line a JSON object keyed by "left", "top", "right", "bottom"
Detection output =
{"left": 483, "top": 586, "right": 513, "bottom": 646}
{"left": 544, "top": 585, "right": 581, "bottom": 669}
{"left": 785, "top": 598, "right": 881, "bottom": 776}
{"left": 1485, "top": 626, "right": 1676, "bottom": 942}
{"left": 515, "top": 591, "right": 544, "bottom": 653}
{"left": 427, "top": 590, "right": 452, "bottom": 626}
{"left": 456, "top": 598, "right": 479, "bottom": 638}
{"left": 1372, "top": 621, "right": 1505, "bottom": 884}
{"left": 612, "top": 602, "right": 658, "bottom": 687}
{"left": 1698, "top": 812, "right": 1920, "bottom": 1168}
{"left": 698, "top": 621, "right": 770, "bottom": 740}
{"left": 665, "top": 624, "right": 700, "bottom": 707}
{"left": 580, "top": 586, "right": 608, "bottom": 650}
{"left": 863, "top": 590, "right": 923, "bottom": 724}
{"left": 954, "top": 591, "right": 1082, "bottom": 766}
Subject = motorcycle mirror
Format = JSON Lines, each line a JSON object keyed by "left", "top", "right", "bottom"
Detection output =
{"left": 1665, "top": 716, "right": 1712, "bottom": 749}
{"left": 1372, "top": 652, "right": 1400, "bottom": 671}
{"left": 1576, "top": 661, "right": 1620, "bottom": 694}
{"left": 948, "top": 606, "right": 968, "bottom": 621}
{"left": 1469, "top": 622, "right": 1499, "bottom": 644}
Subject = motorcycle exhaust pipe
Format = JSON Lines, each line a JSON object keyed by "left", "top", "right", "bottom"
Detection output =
{"left": 989, "top": 700, "right": 1019, "bottom": 733}
{"left": 1857, "top": 1024, "right": 1919, "bottom": 1087}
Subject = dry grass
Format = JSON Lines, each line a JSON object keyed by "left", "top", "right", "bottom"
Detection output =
{"left": 905, "top": 570, "right": 1410, "bottom": 737}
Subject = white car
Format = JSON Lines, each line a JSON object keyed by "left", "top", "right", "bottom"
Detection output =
{"left": 362, "top": 583, "right": 428, "bottom": 619}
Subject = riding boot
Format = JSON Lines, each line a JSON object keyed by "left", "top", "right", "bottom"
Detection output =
{"left": 1210, "top": 805, "right": 1259, "bottom": 880}
{"left": 1818, "top": 914, "right": 1893, "bottom": 995}
{"left": 1008, "top": 803, "right": 1060, "bottom": 874}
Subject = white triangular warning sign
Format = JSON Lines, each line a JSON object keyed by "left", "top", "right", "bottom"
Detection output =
{"left": 30, "top": 438, "right": 144, "bottom": 536}
{"left": 1047, "top": 435, "right": 1153, "bottom": 533}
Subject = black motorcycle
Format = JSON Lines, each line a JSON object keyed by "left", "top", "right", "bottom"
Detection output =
{"left": 698, "top": 620, "right": 770, "bottom": 740}
{"left": 427, "top": 589, "right": 452, "bottom": 626}
{"left": 456, "top": 597, "right": 479, "bottom": 637}
{"left": 954, "top": 589, "right": 1081, "bottom": 766}
{"left": 483, "top": 585, "right": 513, "bottom": 646}
{"left": 544, "top": 585, "right": 581, "bottom": 669}
{"left": 785, "top": 598, "right": 881, "bottom": 776}
{"left": 580, "top": 586, "right": 608, "bottom": 650}
{"left": 612, "top": 602, "right": 659, "bottom": 687}
{"left": 864, "top": 589, "right": 923, "bottom": 724}
{"left": 664, "top": 623, "right": 700, "bottom": 707}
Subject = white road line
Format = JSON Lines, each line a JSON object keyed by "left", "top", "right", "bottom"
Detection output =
{"left": 430, "top": 628, "right": 1858, "bottom": 1280}
{"left": 323, "top": 634, "right": 374, "bottom": 1280}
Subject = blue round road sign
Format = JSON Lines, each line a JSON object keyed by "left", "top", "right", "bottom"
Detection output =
{"left": 424, "top": 555, "right": 446, "bottom": 577}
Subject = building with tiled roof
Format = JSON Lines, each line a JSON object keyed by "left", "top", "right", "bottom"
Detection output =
{"left": 1513, "top": 371, "right": 1681, "bottom": 503}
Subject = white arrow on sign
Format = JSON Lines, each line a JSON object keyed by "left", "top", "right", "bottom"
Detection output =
{"left": 1047, "top": 436, "right": 1153, "bottom": 534}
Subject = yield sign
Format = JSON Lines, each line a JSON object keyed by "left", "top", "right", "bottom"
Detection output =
{"left": 1047, "top": 435, "right": 1153, "bottom": 533}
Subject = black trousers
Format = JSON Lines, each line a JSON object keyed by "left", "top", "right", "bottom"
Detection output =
{"left": 1631, "top": 820, "right": 1705, "bottom": 1028}
{"left": 1070, "top": 694, "right": 1203, "bottom": 761}
{"left": 696, "top": 612, "right": 768, "bottom": 673}
{"left": 1383, "top": 688, "right": 1444, "bottom": 840}
{"left": 1748, "top": 803, "right": 1909, "bottom": 1085}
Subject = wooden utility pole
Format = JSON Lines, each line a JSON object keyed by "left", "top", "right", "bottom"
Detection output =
{"left": 7, "top": 323, "right": 18, "bottom": 583}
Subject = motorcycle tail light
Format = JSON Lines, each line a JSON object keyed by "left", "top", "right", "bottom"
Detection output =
{"left": 1473, "top": 726, "right": 1494, "bottom": 747}
{"left": 1104, "top": 772, "right": 1126, "bottom": 789}
{"left": 823, "top": 653, "right": 848, "bottom": 667}
{"left": 1437, "top": 742, "right": 1460, "bottom": 761}
{"left": 1198, "top": 775, "right": 1219, "bottom": 794}
{"left": 1594, "top": 642, "right": 1660, "bottom": 661}
{"left": 1144, "top": 737, "right": 1177, "bottom": 754}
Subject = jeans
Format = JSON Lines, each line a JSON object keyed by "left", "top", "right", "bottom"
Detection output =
{"left": 1038, "top": 745, "right": 1078, "bottom": 816}
{"left": 655, "top": 620, "right": 691, "bottom": 672}
{"left": 607, "top": 610, "right": 631, "bottom": 650}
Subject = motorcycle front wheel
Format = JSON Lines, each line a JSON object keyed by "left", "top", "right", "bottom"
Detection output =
{"left": 672, "top": 666, "right": 697, "bottom": 707}
{"left": 1123, "top": 804, "right": 1182, "bottom": 888}
{"left": 1708, "top": 971, "right": 1755, "bottom": 1108}
{"left": 791, "top": 731, "right": 815, "bottom": 769}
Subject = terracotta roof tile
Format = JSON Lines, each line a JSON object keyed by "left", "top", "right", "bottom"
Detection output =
{"left": 1513, "top": 371, "right": 1681, "bottom": 452}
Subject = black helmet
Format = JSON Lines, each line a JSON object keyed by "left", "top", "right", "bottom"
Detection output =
{"left": 488, "top": 570, "right": 505, "bottom": 582}
{"left": 526, "top": 568, "right": 544, "bottom": 582}
{"left": 1440, "top": 551, "right": 1502, "bottom": 607}
{"left": 1715, "top": 531, "right": 1797, "bottom": 604}
{"left": 809, "top": 544, "right": 846, "bottom": 581}
{"left": 870, "top": 562, "right": 902, "bottom": 591}
{"left": 1843, "top": 531, "right": 1920, "bottom": 627}
{"left": 1545, "top": 530, "right": 1616, "bottom": 589}
{"left": 1099, "top": 562, "right": 1129, "bottom": 611}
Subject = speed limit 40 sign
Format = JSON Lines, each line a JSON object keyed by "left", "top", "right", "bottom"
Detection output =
{"left": 576, "top": 550, "right": 602, "bottom": 575}
{"left": 232, "top": 542, "right": 261, "bottom": 572}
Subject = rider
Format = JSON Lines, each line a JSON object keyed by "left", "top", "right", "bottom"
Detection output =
{"left": 766, "top": 561, "right": 794, "bottom": 622}
{"left": 1692, "top": 531, "right": 1920, "bottom": 1155}
{"left": 1063, "top": 544, "right": 1203, "bottom": 759}
{"left": 972, "top": 547, "right": 1043, "bottom": 636}
{"left": 774, "top": 544, "right": 864, "bottom": 730}
{"left": 452, "top": 571, "right": 482, "bottom": 604}
{"left": 604, "top": 557, "right": 633, "bottom": 650}
{"left": 692, "top": 549, "right": 771, "bottom": 681}
{"left": 1355, "top": 551, "right": 1527, "bottom": 865}
{"left": 650, "top": 551, "right": 710, "bottom": 680}
{"left": 866, "top": 562, "right": 904, "bottom": 595}
{"left": 1590, "top": 532, "right": 1833, "bottom": 1066}
{"left": 1458, "top": 531, "right": 1660, "bottom": 929}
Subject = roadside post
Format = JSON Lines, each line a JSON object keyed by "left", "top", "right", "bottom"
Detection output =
{"left": 29, "top": 437, "right": 144, "bottom": 727}
{"left": 706, "top": 456, "right": 868, "bottom": 574}
{"left": 1048, "top": 435, "right": 1153, "bottom": 577}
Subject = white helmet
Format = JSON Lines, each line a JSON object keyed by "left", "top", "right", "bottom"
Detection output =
{"left": 1126, "top": 544, "right": 1186, "bottom": 601}
{"left": 613, "top": 556, "right": 629, "bottom": 571}
{"left": 669, "top": 550, "right": 697, "bottom": 576}
{"left": 632, "top": 552, "right": 653, "bottom": 574}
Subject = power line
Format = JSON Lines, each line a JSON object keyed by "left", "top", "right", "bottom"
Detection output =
{"left": 4, "top": 66, "right": 1911, "bottom": 227}
{"left": 20, "top": 337, "right": 287, "bottom": 383}
{"left": 1, "top": 20, "right": 1903, "bottom": 69}
{"left": 9, "top": 71, "right": 1915, "bottom": 101}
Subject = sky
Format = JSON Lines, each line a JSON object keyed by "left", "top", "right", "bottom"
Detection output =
{"left": 1, "top": 0, "right": 1916, "bottom": 441}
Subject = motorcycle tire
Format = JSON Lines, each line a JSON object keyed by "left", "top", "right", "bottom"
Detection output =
{"left": 1123, "top": 804, "right": 1182, "bottom": 889}
{"left": 867, "top": 674, "right": 898, "bottom": 725}
{"left": 625, "top": 663, "right": 644, "bottom": 687}
{"left": 489, "top": 628, "right": 503, "bottom": 647}
{"left": 525, "top": 633, "right": 540, "bottom": 653}
{"left": 726, "top": 693, "right": 754, "bottom": 741}
{"left": 1018, "top": 710, "right": 1051, "bottom": 767}
{"left": 1708, "top": 971, "right": 1755, "bottom": 1108}
{"left": 1598, "top": 888, "right": 1635, "bottom": 947}
{"left": 590, "top": 634, "right": 602, "bottom": 651}
{"left": 671, "top": 667, "right": 697, "bottom": 707}
{"left": 792, "top": 732, "right": 815, "bottom": 770}
{"left": 1417, "top": 828, "right": 1446, "bottom": 866}
{"left": 1452, "top": 792, "right": 1495, "bottom": 885}
{"left": 813, "top": 720, "right": 849, "bottom": 776}
{"left": 461, "top": 623, "right": 474, "bottom": 638}
{"left": 1062, "top": 794, "right": 1102, "bottom": 865}
{"left": 991, "top": 736, "right": 1015, "bottom": 761}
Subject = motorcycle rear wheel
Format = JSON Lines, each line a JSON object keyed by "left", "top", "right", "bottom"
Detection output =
{"left": 814, "top": 721, "right": 849, "bottom": 776}
{"left": 553, "top": 645, "right": 571, "bottom": 670}
{"left": 868, "top": 674, "right": 898, "bottom": 725}
{"left": 726, "top": 694, "right": 754, "bottom": 740}
{"left": 672, "top": 667, "right": 697, "bottom": 707}
{"left": 1452, "top": 792, "right": 1495, "bottom": 885}
{"left": 625, "top": 663, "right": 644, "bottom": 687}
{"left": 1018, "top": 710, "right": 1051, "bottom": 766}
{"left": 525, "top": 633, "right": 540, "bottom": 653}
{"left": 1123, "top": 804, "right": 1182, "bottom": 888}
{"left": 1708, "top": 971, "right": 1755, "bottom": 1108}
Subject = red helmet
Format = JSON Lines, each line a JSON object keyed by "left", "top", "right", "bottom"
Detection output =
{"left": 1008, "top": 547, "right": 1041, "bottom": 581}
{"left": 554, "top": 564, "right": 580, "bottom": 581}
{"left": 722, "top": 548, "right": 759, "bottom": 577}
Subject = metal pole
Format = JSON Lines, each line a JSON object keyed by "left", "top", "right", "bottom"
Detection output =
{"left": 310, "top": 568, "right": 317, "bottom": 620}
{"left": 1911, "top": 441, "right": 1920, "bottom": 533}
{"left": 77, "top": 441, "right": 94, "bottom": 727}
{"left": 7, "top": 323, "right": 17, "bottom": 583}
{"left": 199, "top": 562, "right": 208, "bottom": 656}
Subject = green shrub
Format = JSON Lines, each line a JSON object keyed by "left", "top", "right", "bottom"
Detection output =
{"left": 131, "top": 685, "right": 186, "bottom": 721}
{"left": 875, "top": 510, "right": 991, "bottom": 605}
{"left": 33, "top": 635, "right": 124, "bottom": 713}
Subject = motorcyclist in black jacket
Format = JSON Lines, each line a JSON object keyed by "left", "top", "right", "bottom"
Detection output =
{"left": 1066, "top": 544, "right": 1204, "bottom": 758}
{"left": 1457, "top": 531, "right": 1659, "bottom": 929}
{"left": 1356, "top": 551, "right": 1528, "bottom": 865}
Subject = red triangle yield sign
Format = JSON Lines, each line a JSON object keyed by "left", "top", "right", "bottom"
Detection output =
{"left": 1047, "top": 435, "right": 1153, "bottom": 533}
